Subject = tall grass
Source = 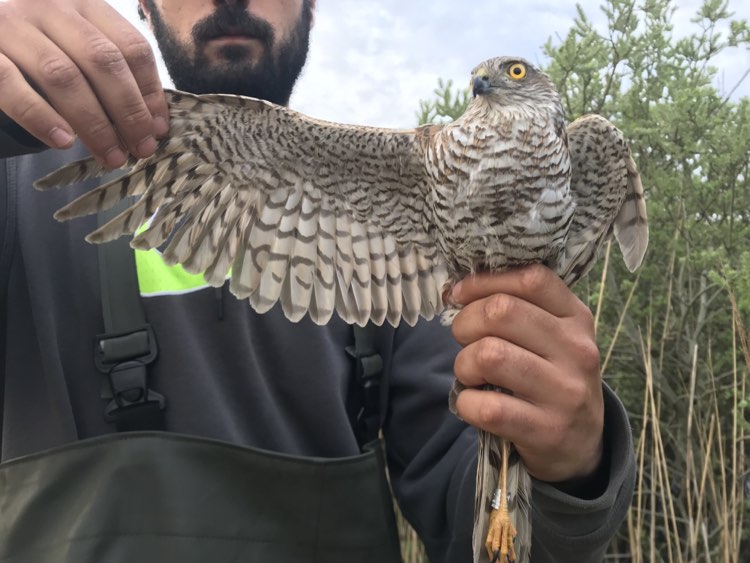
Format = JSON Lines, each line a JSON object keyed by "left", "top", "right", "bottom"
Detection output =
{"left": 396, "top": 505, "right": 427, "bottom": 562}
{"left": 615, "top": 282, "right": 748, "bottom": 563}
{"left": 605, "top": 237, "right": 749, "bottom": 563}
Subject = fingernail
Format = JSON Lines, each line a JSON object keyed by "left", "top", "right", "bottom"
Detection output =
{"left": 154, "top": 115, "right": 168, "bottom": 137}
{"left": 136, "top": 136, "right": 157, "bottom": 158}
{"left": 105, "top": 146, "right": 127, "bottom": 168}
{"left": 49, "top": 127, "right": 75, "bottom": 148}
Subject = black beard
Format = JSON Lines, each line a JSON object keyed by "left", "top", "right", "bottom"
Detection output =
{"left": 147, "top": 2, "right": 311, "bottom": 105}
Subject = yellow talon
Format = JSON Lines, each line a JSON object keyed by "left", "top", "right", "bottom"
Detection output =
{"left": 485, "top": 438, "right": 517, "bottom": 562}
{"left": 485, "top": 503, "right": 517, "bottom": 562}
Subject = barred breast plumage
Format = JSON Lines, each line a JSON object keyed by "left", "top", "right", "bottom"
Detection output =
{"left": 34, "top": 55, "right": 648, "bottom": 563}
{"left": 428, "top": 99, "right": 573, "bottom": 281}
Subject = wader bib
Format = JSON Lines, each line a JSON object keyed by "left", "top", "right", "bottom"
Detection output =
{"left": 0, "top": 193, "right": 403, "bottom": 562}
{"left": 0, "top": 433, "right": 401, "bottom": 563}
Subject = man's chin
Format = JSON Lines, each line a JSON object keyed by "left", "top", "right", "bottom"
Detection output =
{"left": 171, "top": 65, "right": 272, "bottom": 100}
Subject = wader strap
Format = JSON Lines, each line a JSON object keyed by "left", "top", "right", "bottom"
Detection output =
{"left": 0, "top": 158, "right": 14, "bottom": 299}
{"left": 96, "top": 200, "right": 164, "bottom": 431}
{"left": 347, "top": 324, "right": 385, "bottom": 446}
{"left": 0, "top": 157, "right": 15, "bottom": 449}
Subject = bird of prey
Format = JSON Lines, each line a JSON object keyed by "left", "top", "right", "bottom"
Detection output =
{"left": 35, "top": 56, "right": 648, "bottom": 562}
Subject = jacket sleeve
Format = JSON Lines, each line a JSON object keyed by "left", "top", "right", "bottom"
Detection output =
{"left": 383, "top": 317, "right": 635, "bottom": 563}
{"left": 0, "top": 113, "right": 47, "bottom": 158}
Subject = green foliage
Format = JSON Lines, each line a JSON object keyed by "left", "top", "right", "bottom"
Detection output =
{"left": 407, "top": 0, "right": 750, "bottom": 561}
{"left": 416, "top": 78, "right": 469, "bottom": 125}
{"left": 547, "top": 2, "right": 750, "bottom": 560}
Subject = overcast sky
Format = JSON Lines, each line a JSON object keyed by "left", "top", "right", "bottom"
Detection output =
{"left": 109, "top": 0, "right": 750, "bottom": 127}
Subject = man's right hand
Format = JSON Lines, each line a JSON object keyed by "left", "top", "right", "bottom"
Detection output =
{"left": 0, "top": 0, "right": 168, "bottom": 166}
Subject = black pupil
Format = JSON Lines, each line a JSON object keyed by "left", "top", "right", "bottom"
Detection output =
{"left": 513, "top": 67, "right": 522, "bottom": 75}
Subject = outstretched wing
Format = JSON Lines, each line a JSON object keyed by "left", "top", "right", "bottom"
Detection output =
{"left": 557, "top": 114, "right": 649, "bottom": 285}
{"left": 34, "top": 90, "right": 449, "bottom": 327}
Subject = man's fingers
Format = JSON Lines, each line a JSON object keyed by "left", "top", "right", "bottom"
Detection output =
{"left": 454, "top": 388, "right": 540, "bottom": 447}
{"left": 83, "top": 1, "right": 169, "bottom": 138}
{"left": 0, "top": 0, "right": 166, "bottom": 162}
{"left": 452, "top": 292, "right": 601, "bottom": 377}
{"left": 39, "top": 9, "right": 159, "bottom": 159}
{"left": 453, "top": 337, "right": 551, "bottom": 400}
{"left": 455, "top": 386, "right": 604, "bottom": 481}
{"left": 451, "top": 291, "right": 565, "bottom": 359}
{"left": 0, "top": 21, "right": 128, "bottom": 166}
{"left": 0, "top": 52, "right": 76, "bottom": 148}
{"left": 452, "top": 264, "right": 582, "bottom": 319}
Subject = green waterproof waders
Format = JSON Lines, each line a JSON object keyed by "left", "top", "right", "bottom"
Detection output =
{"left": 0, "top": 432, "right": 403, "bottom": 563}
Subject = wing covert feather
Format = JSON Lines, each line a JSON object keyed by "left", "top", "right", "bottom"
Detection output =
{"left": 34, "top": 89, "right": 448, "bottom": 326}
{"left": 557, "top": 114, "right": 649, "bottom": 286}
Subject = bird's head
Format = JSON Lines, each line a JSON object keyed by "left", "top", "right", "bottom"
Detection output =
{"left": 469, "top": 56, "right": 562, "bottom": 117}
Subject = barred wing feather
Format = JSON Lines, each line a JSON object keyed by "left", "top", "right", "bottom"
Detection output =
{"left": 557, "top": 114, "right": 648, "bottom": 286}
{"left": 34, "top": 89, "right": 449, "bottom": 327}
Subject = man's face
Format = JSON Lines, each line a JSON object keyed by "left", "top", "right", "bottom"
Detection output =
{"left": 140, "top": 0, "right": 313, "bottom": 105}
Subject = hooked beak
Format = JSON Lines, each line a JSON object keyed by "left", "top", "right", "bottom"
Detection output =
{"left": 472, "top": 69, "right": 491, "bottom": 97}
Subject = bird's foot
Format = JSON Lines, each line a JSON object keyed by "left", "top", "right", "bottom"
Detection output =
{"left": 440, "top": 281, "right": 462, "bottom": 325}
{"left": 440, "top": 306, "right": 461, "bottom": 326}
{"left": 485, "top": 505, "right": 517, "bottom": 562}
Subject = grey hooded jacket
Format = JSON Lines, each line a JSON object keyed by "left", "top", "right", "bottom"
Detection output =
{"left": 0, "top": 124, "right": 635, "bottom": 562}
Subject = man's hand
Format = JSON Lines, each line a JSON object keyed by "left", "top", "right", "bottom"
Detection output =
{"left": 451, "top": 264, "right": 604, "bottom": 484}
{"left": 0, "top": 0, "right": 168, "bottom": 165}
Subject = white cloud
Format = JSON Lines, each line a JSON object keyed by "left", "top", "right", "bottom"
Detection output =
{"left": 107, "top": 0, "right": 749, "bottom": 127}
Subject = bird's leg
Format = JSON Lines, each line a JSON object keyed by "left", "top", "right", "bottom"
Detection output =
{"left": 485, "top": 438, "right": 517, "bottom": 562}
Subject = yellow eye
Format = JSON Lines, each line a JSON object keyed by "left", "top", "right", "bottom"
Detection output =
{"left": 507, "top": 63, "right": 527, "bottom": 80}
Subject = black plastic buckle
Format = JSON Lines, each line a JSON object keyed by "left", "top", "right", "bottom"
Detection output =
{"left": 95, "top": 325, "right": 164, "bottom": 429}
{"left": 102, "top": 360, "right": 165, "bottom": 422}
{"left": 345, "top": 343, "right": 383, "bottom": 443}
{"left": 95, "top": 325, "right": 158, "bottom": 369}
